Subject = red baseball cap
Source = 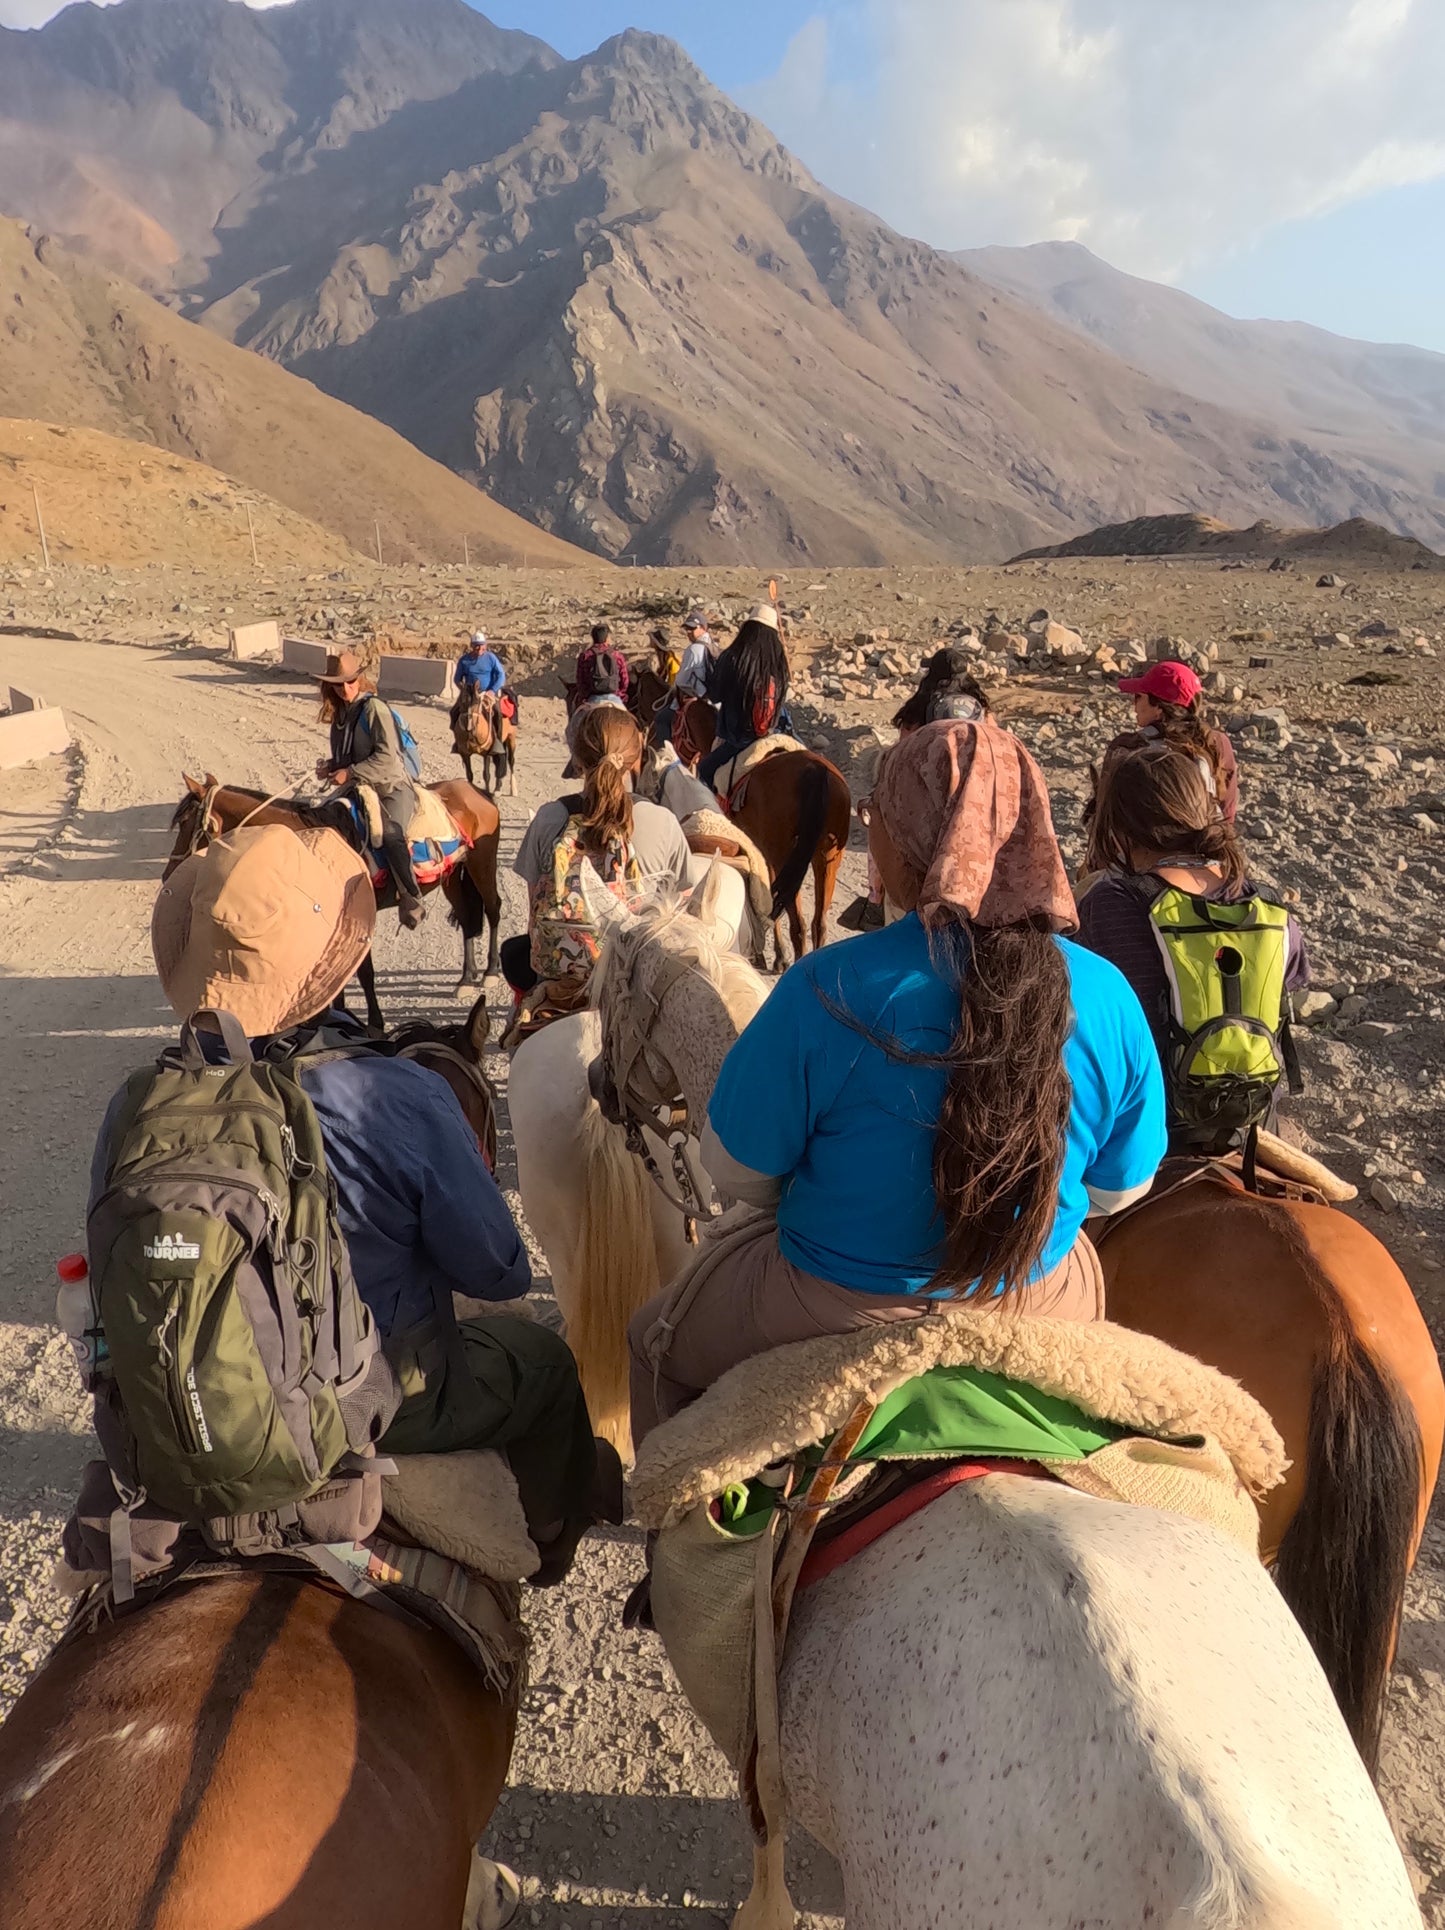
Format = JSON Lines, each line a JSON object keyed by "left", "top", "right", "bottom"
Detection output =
{"left": 1118, "top": 660, "right": 1202, "bottom": 705}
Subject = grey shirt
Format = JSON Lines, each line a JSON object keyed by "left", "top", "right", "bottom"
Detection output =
{"left": 331, "top": 694, "right": 415, "bottom": 808}
{"left": 514, "top": 797, "right": 700, "bottom": 892}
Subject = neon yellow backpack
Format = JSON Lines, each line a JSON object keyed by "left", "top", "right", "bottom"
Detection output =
{"left": 1145, "top": 886, "right": 1303, "bottom": 1152}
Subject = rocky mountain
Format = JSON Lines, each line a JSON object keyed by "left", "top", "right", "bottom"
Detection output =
{"left": 961, "top": 242, "right": 1445, "bottom": 523}
{"left": 1011, "top": 511, "right": 1440, "bottom": 564}
{"left": 0, "top": 217, "right": 587, "bottom": 566}
{"left": 2, "top": 0, "right": 1443, "bottom": 565}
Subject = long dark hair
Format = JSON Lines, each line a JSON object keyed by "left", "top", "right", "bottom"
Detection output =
{"left": 571, "top": 705, "right": 642, "bottom": 852}
{"left": 1147, "top": 694, "right": 1226, "bottom": 793}
{"left": 723, "top": 618, "right": 790, "bottom": 727}
{"left": 893, "top": 647, "right": 993, "bottom": 733}
{"left": 1091, "top": 743, "right": 1247, "bottom": 892}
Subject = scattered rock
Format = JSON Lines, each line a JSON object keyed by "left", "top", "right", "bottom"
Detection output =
{"left": 1316, "top": 573, "right": 1344, "bottom": 588}
{"left": 1292, "top": 989, "right": 1338, "bottom": 1025}
{"left": 1369, "top": 1177, "right": 1401, "bottom": 1213}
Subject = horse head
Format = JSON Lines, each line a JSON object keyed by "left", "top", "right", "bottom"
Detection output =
{"left": 636, "top": 740, "right": 678, "bottom": 803}
{"left": 165, "top": 771, "right": 223, "bottom": 879}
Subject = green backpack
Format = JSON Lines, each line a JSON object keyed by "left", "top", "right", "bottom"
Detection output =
{"left": 85, "top": 1012, "right": 399, "bottom": 1588}
{"left": 1144, "top": 884, "right": 1303, "bottom": 1153}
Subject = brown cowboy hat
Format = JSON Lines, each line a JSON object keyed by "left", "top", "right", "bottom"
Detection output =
{"left": 316, "top": 648, "right": 364, "bottom": 686}
{"left": 152, "top": 823, "right": 376, "bottom": 1037}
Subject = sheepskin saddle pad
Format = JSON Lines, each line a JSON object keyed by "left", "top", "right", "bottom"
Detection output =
{"left": 632, "top": 1307, "right": 1288, "bottom": 1542}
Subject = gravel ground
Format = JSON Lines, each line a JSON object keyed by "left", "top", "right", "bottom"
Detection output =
{"left": 0, "top": 605, "right": 1440, "bottom": 1922}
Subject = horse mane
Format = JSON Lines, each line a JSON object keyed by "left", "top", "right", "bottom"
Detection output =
{"left": 590, "top": 890, "right": 764, "bottom": 1026}
{"left": 171, "top": 783, "right": 344, "bottom": 836}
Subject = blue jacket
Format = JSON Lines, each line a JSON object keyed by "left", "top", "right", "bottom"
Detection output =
{"left": 456, "top": 649, "right": 507, "bottom": 694}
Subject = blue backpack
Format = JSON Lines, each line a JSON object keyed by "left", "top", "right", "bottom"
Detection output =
{"left": 388, "top": 705, "right": 422, "bottom": 782}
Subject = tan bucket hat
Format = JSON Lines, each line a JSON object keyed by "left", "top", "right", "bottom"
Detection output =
{"left": 746, "top": 603, "right": 781, "bottom": 631}
{"left": 152, "top": 823, "right": 376, "bottom": 1037}
{"left": 316, "top": 648, "right": 364, "bottom": 686}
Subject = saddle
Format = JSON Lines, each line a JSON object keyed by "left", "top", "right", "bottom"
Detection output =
{"left": 353, "top": 783, "right": 468, "bottom": 891}
{"left": 712, "top": 733, "right": 806, "bottom": 806}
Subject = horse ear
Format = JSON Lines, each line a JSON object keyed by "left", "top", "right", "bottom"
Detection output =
{"left": 577, "top": 857, "right": 638, "bottom": 933}
{"left": 183, "top": 771, "right": 205, "bottom": 796}
{"left": 204, "top": 771, "right": 218, "bottom": 789}
{"left": 463, "top": 992, "right": 491, "bottom": 1060}
{"left": 689, "top": 857, "right": 743, "bottom": 953}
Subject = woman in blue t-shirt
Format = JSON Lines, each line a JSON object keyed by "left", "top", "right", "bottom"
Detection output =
{"left": 629, "top": 718, "right": 1167, "bottom": 1445}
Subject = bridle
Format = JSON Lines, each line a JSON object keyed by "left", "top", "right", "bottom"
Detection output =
{"left": 183, "top": 779, "right": 225, "bottom": 858}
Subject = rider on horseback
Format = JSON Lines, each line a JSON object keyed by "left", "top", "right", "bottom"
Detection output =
{"left": 652, "top": 609, "right": 716, "bottom": 750}
{"left": 453, "top": 630, "right": 518, "bottom": 726}
{"left": 315, "top": 649, "right": 426, "bottom": 930}
{"left": 697, "top": 605, "right": 793, "bottom": 794}
{"left": 629, "top": 718, "right": 1167, "bottom": 1444}
{"left": 69, "top": 824, "right": 618, "bottom": 1590}
{"left": 575, "top": 621, "right": 630, "bottom": 708}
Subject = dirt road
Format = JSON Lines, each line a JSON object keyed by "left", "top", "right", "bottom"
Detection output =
{"left": 0, "top": 634, "right": 848, "bottom": 1926}
{"left": 0, "top": 634, "right": 1440, "bottom": 1921}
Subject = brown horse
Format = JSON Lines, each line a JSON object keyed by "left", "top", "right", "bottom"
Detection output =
{"left": 0, "top": 1574, "right": 521, "bottom": 1930}
{"left": 167, "top": 776, "right": 503, "bottom": 1032}
{"left": 453, "top": 691, "right": 517, "bottom": 797}
{"left": 1098, "top": 1173, "right": 1445, "bottom": 1777}
{"left": 729, "top": 750, "right": 851, "bottom": 964}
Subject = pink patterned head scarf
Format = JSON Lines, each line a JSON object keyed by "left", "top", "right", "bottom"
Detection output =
{"left": 872, "top": 719, "right": 1077, "bottom": 933}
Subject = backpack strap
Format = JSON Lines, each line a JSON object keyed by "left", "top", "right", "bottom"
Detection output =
{"left": 179, "top": 1010, "right": 253, "bottom": 1069}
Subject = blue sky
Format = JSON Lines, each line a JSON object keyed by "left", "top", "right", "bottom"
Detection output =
{"left": 486, "top": 0, "right": 1445, "bottom": 355}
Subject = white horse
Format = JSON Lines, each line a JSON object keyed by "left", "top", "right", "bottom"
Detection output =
{"left": 507, "top": 863, "right": 769, "bottom": 1453}
{"left": 774, "top": 1472, "right": 1418, "bottom": 1928}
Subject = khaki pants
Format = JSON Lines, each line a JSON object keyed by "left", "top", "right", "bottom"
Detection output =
{"left": 629, "top": 1221, "right": 1105, "bottom": 1450}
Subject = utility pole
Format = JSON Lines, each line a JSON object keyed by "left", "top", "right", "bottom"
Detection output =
{"left": 32, "top": 484, "right": 50, "bottom": 571}
{"left": 245, "top": 502, "right": 259, "bottom": 568}
{"left": 375, "top": 521, "right": 383, "bottom": 567}
{"left": 463, "top": 534, "right": 470, "bottom": 568}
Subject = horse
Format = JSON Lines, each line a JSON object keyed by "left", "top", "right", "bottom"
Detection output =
{"left": 626, "top": 662, "right": 670, "bottom": 743}
{"left": 453, "top": 690, "right": 517, "bottom": 797}
{"left": 1097, "top": 1176, "right": 1444, "bottom": 1774}
{"left": 726, "top": 750, "right": 851, "bottom": 966}
{"left": 0, "top": 1574, "right": 523, "bottom": 1930}
{"left": 504, "top": 896, "right": 1440, "bottom": 1770}
{"left": 168, "top": 775, "right": 503, "bottom": 1033}
{"left": 507, "top": 864, "right": 763, "bottom": 1455}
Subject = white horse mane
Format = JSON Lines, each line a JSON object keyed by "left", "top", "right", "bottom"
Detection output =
{"left": 588, "top": 882, "right": 766, "bottom": 1027}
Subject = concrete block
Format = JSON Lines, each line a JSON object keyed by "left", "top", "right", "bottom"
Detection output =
{"left": 230, "top": 619, "right": 281, "bottom": 662}
{"left": 7, "top": 686, "right": 45, "bottom": 713}
{"left": 0, "top": 705, "right": 70, "bottom": 769}
{"left": 378, "top": 653, "right": 454, "bottom": 701}
{"left": 281, "top": 637, "right": 332, "bottom": 678}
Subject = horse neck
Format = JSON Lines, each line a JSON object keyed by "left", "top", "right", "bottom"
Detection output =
{"left": 647, "top": 948, "right": 768, "bottom": 1122}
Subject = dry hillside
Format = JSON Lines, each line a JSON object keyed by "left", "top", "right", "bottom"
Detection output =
{"left": 0, "top": 419, "right": 357, "bottom": 570}
{"left": 0, "top": 218, "right": 588, "bottom": 570}
{"left": 1, "top": 0, "right": 1442, "bottom": 565}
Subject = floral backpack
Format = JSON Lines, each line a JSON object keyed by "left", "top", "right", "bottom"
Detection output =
{"left": 529, "top": 799, "right": 642, "bottom": 992}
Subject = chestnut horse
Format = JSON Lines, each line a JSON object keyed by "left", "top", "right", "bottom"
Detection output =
{"left": 167, "top": 776, "right": 503, "bottom": 1032}
{"left": 0, "top": 1575, "right": 521, "bottom": 1930}
{"left": 1098, "top": 1173, "right": 1444, "bottom": 1776}
{"left": 728, "top": 750, "right": 851, "bottom": 964}
{"left": 454, "top": 691, "right": 517, "bottom": 797}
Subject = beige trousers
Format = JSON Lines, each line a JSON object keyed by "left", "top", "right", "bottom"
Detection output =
{"left": 628, "top": 1220, "right": 1105, "bottom": 1449}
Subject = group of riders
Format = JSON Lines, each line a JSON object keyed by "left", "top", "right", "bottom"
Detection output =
{"left": 54, "top": 602, "right": 1315, "bottom": 1778}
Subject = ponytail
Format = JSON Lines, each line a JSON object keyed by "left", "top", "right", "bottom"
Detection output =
{"left": 571, "top": 705, "right": 641, "bottom": 852}
{"left": 1091, "top": 742, "right": 1248, "bottom": 893}
{"left": 1154, "top": 697, "right": 1227, "bottom": 798}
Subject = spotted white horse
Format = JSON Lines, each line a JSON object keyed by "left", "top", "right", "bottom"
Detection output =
{"left": 513, "top": 885, "right": 1420, "bottom": 1928}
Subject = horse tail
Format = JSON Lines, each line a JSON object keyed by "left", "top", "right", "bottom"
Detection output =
{"left": 769, "top": 758, "right": 831, "bottom": 921}
{"left": 1272, "top": 1301, "right": 1422, "bottom": 1779}
{"left": 570, "top": 1101, "right": 660, "bottom": 1462}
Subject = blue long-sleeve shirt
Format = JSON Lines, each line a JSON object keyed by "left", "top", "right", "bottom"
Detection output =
{"left": 91, "top": 1041, "right": 530, "bottom": 1344}
{"left": 455, "top": 649, "right": 507, "bottom": 695}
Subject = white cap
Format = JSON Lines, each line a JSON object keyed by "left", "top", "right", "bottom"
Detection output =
{"left": 469, "top": 630, "right": 487, "bottom": 647}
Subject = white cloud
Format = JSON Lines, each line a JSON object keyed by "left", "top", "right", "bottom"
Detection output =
{"left": 742, "top": 0, "right": 1445, "bottom": 280}
{"left": 1, "top": 0, "right": 292, "bottom": 23}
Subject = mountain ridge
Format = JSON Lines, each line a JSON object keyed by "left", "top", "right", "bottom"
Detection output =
{"left": 2, "top": 1, "right": 1443, "bottom": 565}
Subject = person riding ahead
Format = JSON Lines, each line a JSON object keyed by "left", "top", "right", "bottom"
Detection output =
{"left": 1076, "top": 743, "right": 1309, "bottom": 1155}
{"left": 575, "top": 620, "right": 630, "bottom": 709}
{"left": 697, "top": 604, "right": 792, "bottom": 793}
{"left": 73, "top": 823, "right": 615, "bottom": 1587}
{"left": 502, "top": 705, "right": 700, "bottom": 1002}
{"left": 454, "top": 629, "right": 517, "bottom": 725}
{"left": 653, "top": 608, "right": 718, "bottom": 750}
{"left": 1101, "top": 660, "right": 1239, "bottom": 825}
{"left": 315, "top": 648, "right": 426, "bottom": 930}
{"left": 629, "top": 718, "right": 1167, "bottom": 1445}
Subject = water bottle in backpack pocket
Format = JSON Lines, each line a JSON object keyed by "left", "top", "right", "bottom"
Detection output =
{"left": 1144, "top": 885, "right": 1303, "bottom": 1153}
